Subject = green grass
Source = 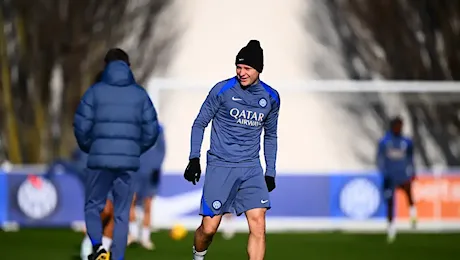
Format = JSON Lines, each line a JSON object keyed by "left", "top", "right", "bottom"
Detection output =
{"left": 0, "top": 229, "right": 458, "bottom": 259}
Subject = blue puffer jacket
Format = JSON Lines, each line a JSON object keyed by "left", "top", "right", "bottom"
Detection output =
{"left": 73, "top": 61, "right": 159, "bottom": 171}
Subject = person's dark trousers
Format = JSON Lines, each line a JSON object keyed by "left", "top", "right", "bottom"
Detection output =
{"left": 85, "top": 168, "right": 134, "bottom": 260}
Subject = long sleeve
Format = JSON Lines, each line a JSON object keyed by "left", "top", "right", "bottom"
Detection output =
{"left": 263, "top": 98, "right": 280, "bottom": 177}
{"left": 141, "top": 94, "right": 160, "bottom": 153}
{"left": 376, "top": 140, "right": 386, "bottom": 176}
{"left": 73, "top": 88, "right": 95, "bottom": 153}
{"left": 189, "top": 86, "right": 221, "bottom": 159}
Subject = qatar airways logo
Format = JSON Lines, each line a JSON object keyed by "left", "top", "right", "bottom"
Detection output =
{"left": 229, "top": 108, "right": 264, "bottom": 127}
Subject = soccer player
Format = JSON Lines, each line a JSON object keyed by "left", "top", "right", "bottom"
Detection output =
{"left": 128, "top": 124, "right": 166, "bottom": 250}
{"left": 377, "top": 116, "right": 417, "bottom": 243}
{"left": 74, "top": 48, "right": 159, "bottom": 260}
{"left": 44, "top": 147, "right": 88, "bottom": 183}
{"left": 183, "top": 40, "right": 280, "bottom": 260}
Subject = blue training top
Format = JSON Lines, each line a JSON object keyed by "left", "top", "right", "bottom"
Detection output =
{"left": 189, "top": 77, "right": 280, "bottom": 177}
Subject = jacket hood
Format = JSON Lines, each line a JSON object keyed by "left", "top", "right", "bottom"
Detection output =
{"left": 102, "top": 61, "right": 135, "bottom": 86}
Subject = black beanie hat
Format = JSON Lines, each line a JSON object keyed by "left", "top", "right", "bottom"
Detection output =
{"left": 235, "top": 40, "right": 264, "bottom": 73}
{"left": 104, "top": 48, "right": 130, "bottom": 66}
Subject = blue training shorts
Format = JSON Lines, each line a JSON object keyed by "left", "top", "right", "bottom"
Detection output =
{"left": 383, "top": 172, "right": 413, "bottom": 200}
{"left": 200, "top": 165, "right": 270, "bottom": 217}
{"left": 135, "top": 169, "right": 160, "bottom": 202}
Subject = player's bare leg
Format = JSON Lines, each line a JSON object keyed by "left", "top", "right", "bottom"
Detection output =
{"left": 140, "top": 196, "right": 155, "bottom": 250}
{"left": 128, "top": 193, "right": 138, "bottom": 245}
{"left": 245, "top": 208, "right": 267, "bottom": 260}
{"left": 222, "top": 213, "right": 236, "bottom": 240}
{"left": 401, "top": 181, "right": 417, "bottom": 229}
{"left": 193, "top": 215, "right": 223, "bottom": 259}
{"left": 386, "top": 195, "right": 396, "bottom": 243}
{"left": 101, "top": 200, "right": 114, "bottom": 250}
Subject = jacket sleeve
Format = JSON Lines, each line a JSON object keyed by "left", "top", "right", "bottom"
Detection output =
{"left": 73, "top": 87, "right": 95, "bottom": 153}
{"left": 189, "top": 85, "right": 221, "bottom": 159}
{"left": 264, "top": 96, "right": 280, "bottom": 178}
{"left": 141, "top": 93, "right": 159, "bottom": 153}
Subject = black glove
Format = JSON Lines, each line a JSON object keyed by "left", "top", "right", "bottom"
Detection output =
{"left": 184, "top": 158, "right": 201, "bottom": 185}
{"left": 265, "top": 176, "right": 276, "bottom": 192}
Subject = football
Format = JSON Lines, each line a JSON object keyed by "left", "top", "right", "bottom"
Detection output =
{"left": 170, "top": 223, "right": 188, "bottom": 240}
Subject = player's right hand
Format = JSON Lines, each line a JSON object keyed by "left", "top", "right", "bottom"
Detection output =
{"left": 184, "top": 158, "right": 201, "bottom": 185}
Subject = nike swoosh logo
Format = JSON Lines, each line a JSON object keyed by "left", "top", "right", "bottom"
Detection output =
{"left": 261, "top": 200, "right": 269, "bottom": 204}
{"left": 232, "top": 97, "right": 242, "bottom": 101}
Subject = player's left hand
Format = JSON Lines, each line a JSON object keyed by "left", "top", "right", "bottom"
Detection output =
{"left": 265, "top": 176, "right": 276, "bottom": 192}
{"left": 184, "top": 158, "right": 201, "bottom": 185}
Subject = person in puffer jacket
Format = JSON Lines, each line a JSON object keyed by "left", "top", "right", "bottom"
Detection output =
{"left": 73, "top": 48, "right": 159, "bottom": 260}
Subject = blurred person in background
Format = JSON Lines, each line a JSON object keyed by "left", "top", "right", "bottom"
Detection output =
{"left": 127, "top": 124, "right": 166, "bottom": 250}
{"left": 74, "top": 48, "right": 160, "bottom": 260}
{"left": 183, "top": 40, "right": 280, "bottom": 260}
{"left": 377, "top": 116, "right": 417, "bottom": 243}
{"left": 44, "top": 147, "right": 88, "bottom": 182}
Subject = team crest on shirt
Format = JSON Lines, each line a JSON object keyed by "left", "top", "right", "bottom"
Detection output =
{"left": 259, "top": 98, "right": 267, "bottom": 108}
{"left": 212, "top": 200, "right": 222, "bottom": 210}
{"left": 385, "top": 140, "right": 407, "bottom": 159}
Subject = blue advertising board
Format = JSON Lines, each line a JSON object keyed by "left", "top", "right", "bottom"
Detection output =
{"left": 6, "top": 173, "right": 84, "bottom": 227}
{"left": 0, "top": 170, "right": 388, "bottom": 227}
{"left": 0, "top": 170, "right": 7, "bottom": 225}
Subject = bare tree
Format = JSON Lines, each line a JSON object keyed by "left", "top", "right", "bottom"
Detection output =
{"left": 0, "top": 0, "right": 178, "bottom": 163}
{"left": 316, "top": 0, "right": 460, "bottom": 167}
